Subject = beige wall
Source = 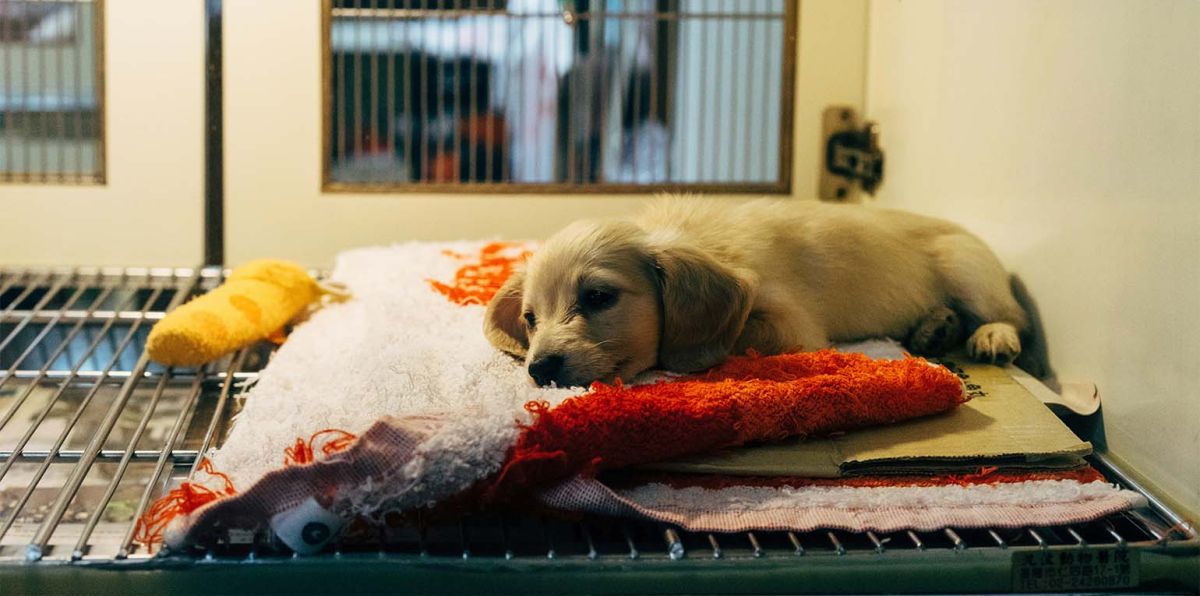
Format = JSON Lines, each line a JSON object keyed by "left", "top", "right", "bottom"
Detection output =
{"left": 867, "top": 0, "right": 1200, "bottom": 518}
{"left": 2, "top": 2, "right": 868, "bottom": 268}
{"left": 223, "top": 0, "right": 869, "bottom": 267}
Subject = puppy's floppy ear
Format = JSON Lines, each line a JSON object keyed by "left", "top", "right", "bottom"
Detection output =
{"left": 650, "top": 244, "right": 755, "bottom": 373}
{"left": 484, "top": 270, "right": 529, "bottom": 359}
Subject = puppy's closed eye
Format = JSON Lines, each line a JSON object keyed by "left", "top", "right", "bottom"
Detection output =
{"left": 580, "top": 288, "right": 619, "bottom": 312}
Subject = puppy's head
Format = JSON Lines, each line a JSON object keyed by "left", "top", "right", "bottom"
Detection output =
{"left": 484, "top": 220, "right": 754, "bottom": 387}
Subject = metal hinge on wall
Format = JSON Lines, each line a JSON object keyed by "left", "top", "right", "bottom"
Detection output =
{"left": 819, "top": 107, "right": 884, "bottom": 202}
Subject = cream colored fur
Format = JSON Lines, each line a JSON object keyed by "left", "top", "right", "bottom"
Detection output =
{"left": 485, "top": 196, "right": 1027, "bottom": 387}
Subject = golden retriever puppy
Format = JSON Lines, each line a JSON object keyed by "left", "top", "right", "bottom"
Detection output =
{"left": 485, "top": 196, "right": 1026, "bottom": 387}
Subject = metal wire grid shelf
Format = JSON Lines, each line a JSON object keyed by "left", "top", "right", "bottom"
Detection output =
{"left": 0, "top": 267, "right": 1196, "bottom": 574}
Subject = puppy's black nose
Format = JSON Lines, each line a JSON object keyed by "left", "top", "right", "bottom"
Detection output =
{"left": 528, "top": 355, "right": 565, "bottom": 387}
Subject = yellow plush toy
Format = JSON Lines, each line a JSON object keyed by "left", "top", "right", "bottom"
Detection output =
{"left": 147, "top": 259, "right": 347, "bottom": 367}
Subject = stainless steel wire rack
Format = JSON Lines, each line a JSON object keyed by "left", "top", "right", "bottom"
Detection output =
{"left": 1, "top": 267, "right": 1197, "bottom": 594}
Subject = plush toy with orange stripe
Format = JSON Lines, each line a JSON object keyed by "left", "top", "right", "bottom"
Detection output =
{"left": 146, "top": 259, "right": 349, "bottom": 367}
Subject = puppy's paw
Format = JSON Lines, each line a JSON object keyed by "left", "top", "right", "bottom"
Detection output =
{"left": 906, "top": 305, "right": 962, "bottom": 356}
{"left": 967, "top": 322, "right": 1022, "bottom": 366}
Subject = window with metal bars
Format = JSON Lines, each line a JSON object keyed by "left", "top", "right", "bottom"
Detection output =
{"left": 0, "top": 0, "right": 104, "bottom": 184}
{"left": 324, "top": 0, "right": 795, "bottom": 193}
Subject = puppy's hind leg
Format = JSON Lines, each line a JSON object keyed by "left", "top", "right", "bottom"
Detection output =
{"left": 905, "top": 305, "right": 962, "bottom": 357}
{"left": 967, "top": 322, "right": 1023, "bottom": 365}
{"left": 931, "top": 233, "right": 1027, "bottom": 365}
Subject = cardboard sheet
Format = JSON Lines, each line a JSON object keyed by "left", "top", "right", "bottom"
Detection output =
{"left": 643, "top": 356, "right": 1092, "bottom": 477}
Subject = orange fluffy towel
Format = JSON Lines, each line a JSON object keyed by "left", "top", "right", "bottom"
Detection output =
{"left": 483, "top": 350, "right": 968, "bottom": 502}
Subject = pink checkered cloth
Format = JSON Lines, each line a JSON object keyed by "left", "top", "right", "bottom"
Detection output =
{"left": 539, "top": 474, "right": 1144, "bottom": 534}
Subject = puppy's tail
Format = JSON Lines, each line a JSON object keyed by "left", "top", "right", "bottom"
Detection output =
{"left": 1010, "top": 274, "right": 1057, "bottom": 389}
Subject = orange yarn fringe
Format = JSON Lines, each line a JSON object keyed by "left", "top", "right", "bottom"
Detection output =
{"left": 428, "top": 242, "right": 532, "bottom": 306}
{"left": 283, "top": 428, "right": 359, "bottom": 466}
{"left": 135, "top": 428, "right": 359, "bottom": 547}
{"left": 133, "top": 458, "right": 236, "bottom": 547}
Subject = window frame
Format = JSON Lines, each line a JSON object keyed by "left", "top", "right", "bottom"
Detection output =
{"left": 0, "top": 0, "right": 107, "bottom": 185}
{"left": 318, "top": 0, "right": 798, "bottom": 195}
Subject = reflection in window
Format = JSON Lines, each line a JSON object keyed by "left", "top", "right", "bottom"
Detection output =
{"left": 326, "top": 0, "right": 792, "bottom": 192}
{"left": 0, "top": 0, "right": 104, "bottom": 183}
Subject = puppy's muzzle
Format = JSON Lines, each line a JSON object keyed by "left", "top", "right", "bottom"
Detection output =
{"left": 528, "top": 354, "right": 566, "bottom": 387}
